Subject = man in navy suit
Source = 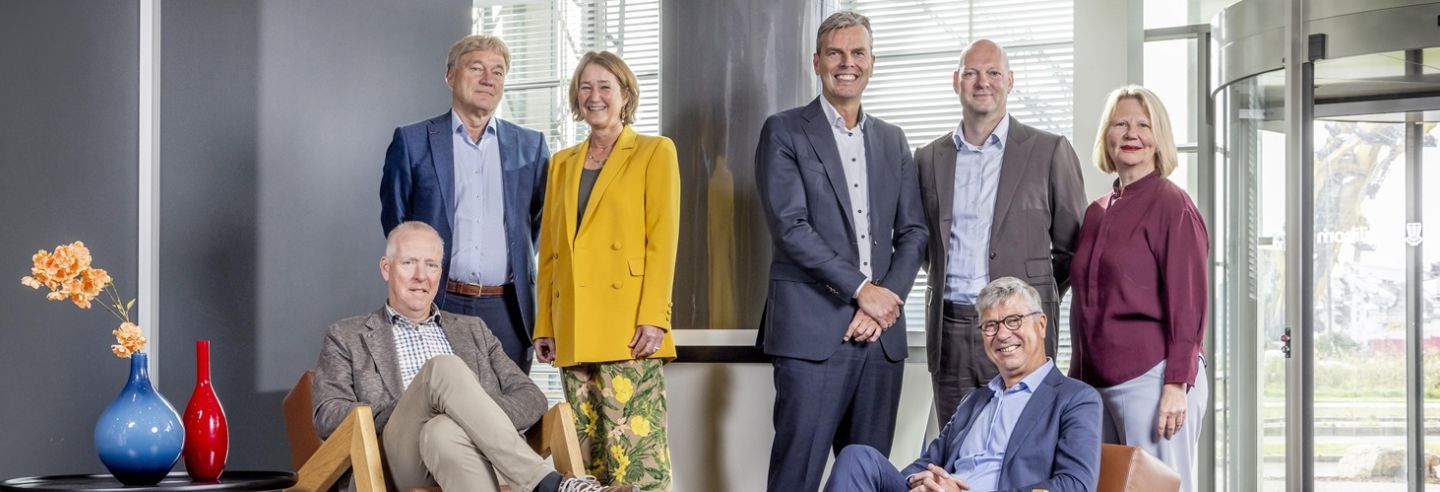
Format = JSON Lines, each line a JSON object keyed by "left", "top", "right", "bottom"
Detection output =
{"left": 823, "top": 277, "right": 1101, "bottom": 492}
{"left": 381, "top": 34, "right": 550, "bottom": 374}
{"left": 755, "top": 10, "right": 928, "bottom": 492}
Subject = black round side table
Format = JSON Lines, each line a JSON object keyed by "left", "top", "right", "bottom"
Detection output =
{"left": 0, "top": 471, "right": 296, "bottom": 491}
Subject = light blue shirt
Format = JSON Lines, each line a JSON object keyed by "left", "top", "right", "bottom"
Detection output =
{"left": 945, "top": 115, "right": 1009, "bottom": 304}
{"left": 818, "top": 96, "right": 874, "bottom": 292}
{"left": 950, "top": 359, "right": 1054, "bottom": 491}
{"left": 449, "top": 111, "right": 508, "bottom": 285}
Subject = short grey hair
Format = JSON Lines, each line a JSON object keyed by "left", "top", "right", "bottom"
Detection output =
{"left": 816, "top": 10, "right": 873, "bottom": 55}
{"left": 975, "top": 277, "right": 1043, "bottom": 316}
{"left": 385, "top": 221, "right": 444, "bottom": 258}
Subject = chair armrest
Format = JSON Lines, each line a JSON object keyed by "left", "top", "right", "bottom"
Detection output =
{"left": 526, "top": 402, "right": 585, "bottom": 477}
{"left": 285, "top": 405, "right": 386, "bottom": 492}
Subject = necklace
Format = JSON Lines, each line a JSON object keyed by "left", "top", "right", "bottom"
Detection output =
{"left": 586, "top": 137, "right": 613, "bottom": 165}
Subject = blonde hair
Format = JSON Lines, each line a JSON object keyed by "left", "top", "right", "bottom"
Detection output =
{"left": 1091, "top": 85, "right": 1179, "bottom": 177}
{"left": 446, "top": 35, "right": 511, "bottom": 74}
{"left": 568, "top": 51, "right": 641, "bottom": 126}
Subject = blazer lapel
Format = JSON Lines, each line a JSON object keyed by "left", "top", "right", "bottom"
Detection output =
{"left": 496, "top": 119, "right": 520, "bottom": 248}
{"left": 360, "top": 309, "right": 404, "bottom": 401}
{"left": 801, "top": 100, "right": 857, "bottom": 238}
{"left": 990, "top": 118, "right": 1034, "bottom": 240}
{"left": 562, "top": 142, "right": 584, "bottom": 247}
{"left": 578, "top": 126, "right": 639, "bottom": 239}
{"left": 945, "top": 387, "right": 993, "bottom": 463}
{"left": 933, "top": 134, "right": 959, "bottom": 255}
{"left": 999, "top": 369, "right": 1059, "bottom": 478}
{"left": 439, "top": 312, "right": 481, "bottom": 370}
{"left": 429, "top": 113, "right": 458, "bottom": 229}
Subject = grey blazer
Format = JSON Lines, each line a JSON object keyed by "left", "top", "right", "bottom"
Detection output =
{"left": 311, "top": 307, "right": 547, "bottom": 439}
{"left": 915, "top": 117, "right": 1086, "bottom": 365}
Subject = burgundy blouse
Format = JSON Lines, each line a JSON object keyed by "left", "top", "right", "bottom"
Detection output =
{"left": 1068, "top": 171, "right": 1209, "bottom": 388}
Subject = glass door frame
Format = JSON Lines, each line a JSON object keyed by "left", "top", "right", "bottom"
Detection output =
{"left": 1309, "top": 86, "right": 1439, "bottom": 492}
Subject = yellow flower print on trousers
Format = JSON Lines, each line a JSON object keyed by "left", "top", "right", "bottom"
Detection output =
{"left": 562, "top": 359, "right": 672, "bottom": 491}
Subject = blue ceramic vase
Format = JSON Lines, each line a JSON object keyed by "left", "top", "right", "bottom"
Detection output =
{"left": 94, "top": 352, "right": 184, "bottom": 485}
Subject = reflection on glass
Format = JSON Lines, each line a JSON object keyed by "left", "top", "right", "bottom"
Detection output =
{"left": 1310, "top": 120, "right": 1411, "bottom": 490}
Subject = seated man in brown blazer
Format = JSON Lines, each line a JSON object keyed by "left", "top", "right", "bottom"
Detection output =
{"left": 312, "top": 221, "right": 631, "bottom": 492}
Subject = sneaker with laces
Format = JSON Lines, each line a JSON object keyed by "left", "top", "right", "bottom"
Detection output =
{"left": 556, "top": 475, "right": 638, "bottom": 492}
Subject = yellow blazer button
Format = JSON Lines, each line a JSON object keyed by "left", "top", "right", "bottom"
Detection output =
{"left": 612, "top": 281, "right": 623, "bottom": 289}
{"left": 611, "top": 242, "right": 622, "bottom": 250}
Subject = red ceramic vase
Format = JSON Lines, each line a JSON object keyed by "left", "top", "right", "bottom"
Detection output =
{"left": 183, "top": 340, "right": 229, "bottom": 481}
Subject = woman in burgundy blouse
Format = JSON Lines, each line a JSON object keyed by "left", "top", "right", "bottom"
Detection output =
{"left": 1069, "top": 85, "right": 1209, "bottom": 492}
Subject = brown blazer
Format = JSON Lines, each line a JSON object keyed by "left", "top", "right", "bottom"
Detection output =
{"left": 915, "top": 117, "right": 1086, "bottom": 366}
{"left": 311, "top": 307, "right": 547, "bottom": 439}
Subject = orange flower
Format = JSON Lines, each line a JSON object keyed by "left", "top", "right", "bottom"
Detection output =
{"left": 111, "top": 322, "right": 148, "bottom": 358}
{"left": 71, "top": 268, "right": 111, "bottom": 309}
{"left": 22, "top": 241, "right": 137, "bottom": 358}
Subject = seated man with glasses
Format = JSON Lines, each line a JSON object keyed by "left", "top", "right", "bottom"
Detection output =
{"left": 823, "top": 276, "right": 1101, "bottom": 492}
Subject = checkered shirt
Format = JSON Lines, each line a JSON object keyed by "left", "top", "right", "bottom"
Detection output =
{"left": 387, "top": 305, "right": 454, "bottom": 389}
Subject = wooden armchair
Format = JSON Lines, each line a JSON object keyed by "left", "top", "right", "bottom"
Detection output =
{"left": 1097, "top": 443, "right": 1181, "bottom": 492}
{"left": 281, "top": 371, "right": 584, "bottom": 492}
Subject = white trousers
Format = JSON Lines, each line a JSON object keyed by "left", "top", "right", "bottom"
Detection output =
{"left": 1095, "top": 357, "right": 1208, "bottom": 492}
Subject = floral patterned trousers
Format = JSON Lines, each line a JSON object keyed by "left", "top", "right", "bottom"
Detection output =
{"left": 561, "top": 359, "right": 673, "bottom": 491}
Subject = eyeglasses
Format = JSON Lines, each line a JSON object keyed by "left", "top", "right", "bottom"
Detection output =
{"left": 979, "top": 311, "right": 1041, "bottom": 337}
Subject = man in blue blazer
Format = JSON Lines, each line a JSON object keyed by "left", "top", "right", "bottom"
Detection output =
{"left": 381, "top": 35, "right": 550, "bottom": 374}
{"left": 755, "top": 11, "right": 928, "bottom": 492}
{"left": 823, "top": 277, "right": 1102, "bottom": 492}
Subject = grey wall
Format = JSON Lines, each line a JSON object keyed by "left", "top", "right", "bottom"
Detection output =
{"left": 0, "top": 0, "right": 140, "bottom": 478}
{"left": 159, "top": 0, "right": 266, "bottom": 471}
{"left": 157, "top": 0, "right": 471, "bottom": 473}
{"left": 250, "top": 0, "right": 469, "bottom": 393}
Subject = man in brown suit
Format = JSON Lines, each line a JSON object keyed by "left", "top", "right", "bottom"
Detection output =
{"left": 312, "top": 221, "right": 630, "bottom": 492}
{"left": 915, "top": 39, "right": 1086, "bottom": 425}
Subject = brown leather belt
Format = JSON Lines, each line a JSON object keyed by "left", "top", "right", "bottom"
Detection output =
{"left": 445, "top": 280, "right": 506, "bottom": 298}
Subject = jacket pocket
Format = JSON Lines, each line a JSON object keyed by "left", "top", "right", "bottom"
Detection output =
{"left": 628, "top": 257, "right": 645, "bottom": 276}
{"left": 1025, "top": 258, "right": 1053, "bottom": 280}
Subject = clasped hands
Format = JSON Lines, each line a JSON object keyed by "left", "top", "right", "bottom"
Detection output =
{"left": 907, "top": 464, "right": 970, "bottom": 492}
{"left": 844, "top": 282, "right": 903, "bottom": 343}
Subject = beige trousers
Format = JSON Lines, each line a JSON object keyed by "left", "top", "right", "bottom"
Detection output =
{"left": 383, "top": 354, "right": 550, "bottom": 492}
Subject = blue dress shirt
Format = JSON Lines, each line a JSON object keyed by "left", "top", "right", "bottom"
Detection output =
{"left": 449, "top": 111, "right": 508, "bottom": 285}
{"left": 945, "top": 115, "right": 1010, "bottom": 304}
{"left": 949, "top": 359, "right": 1055, "bottom": 491}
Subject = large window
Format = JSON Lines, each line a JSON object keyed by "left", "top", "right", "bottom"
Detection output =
{"left": 473, "top": 0, "right": 661, "bottom": 402}
{"left": 837, "top": 0, "right": 1076, "bottom": 366}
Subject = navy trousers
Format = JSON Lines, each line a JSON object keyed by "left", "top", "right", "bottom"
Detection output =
{"left": 823, "top": 445, "right": 910, "bottom": 492}
{"left": 768, "top": 341, "right": 904, "bottom": 492}
{"left": 440, "top": 286, "right": 532, "bottom": 374}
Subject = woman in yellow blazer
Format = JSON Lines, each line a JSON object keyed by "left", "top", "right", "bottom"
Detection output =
{"left": 533, "top": 50, "right": 679, "bottom": 491}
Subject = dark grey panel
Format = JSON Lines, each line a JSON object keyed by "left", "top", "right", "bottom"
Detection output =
{"left": 0, "top": 0, "right": 140, "bottom": 478}
{"left": 251, "top": 0, "right": 469, "bottom": 392}
{"left": 158, "top": 0, "right": 275, "bottom": 472}
{"left": 662, "top": 0, "right": 817, "bottom": 331}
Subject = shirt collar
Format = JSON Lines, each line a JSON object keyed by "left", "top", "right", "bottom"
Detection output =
{"left": 987, "top": 358, "right": 1055, "bottom": 394}
{"left": 819, "top": 95, "right": 867, "bottom": 132}
{"left": 952, "top": 114, "right": 1010, "bottom": 152}
{"left": 451, "top": 110, "right": 498, "bottom": 141}
{"left": 385, "top": 303, "right": 441, "bottom": 327}
{"left": 1111, "top": 169, "right": 1163, "bottom": 195}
